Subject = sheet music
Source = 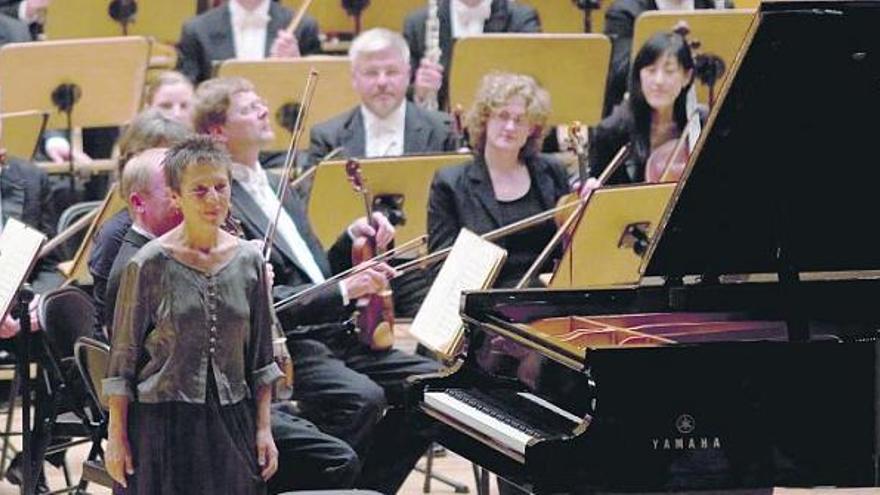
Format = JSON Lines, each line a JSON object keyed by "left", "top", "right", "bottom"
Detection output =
{"left": 409, "top": 229, "right": 507, "bottom": 358}
{"left": 0, "top": 218, "right": 46, "bottom": 322}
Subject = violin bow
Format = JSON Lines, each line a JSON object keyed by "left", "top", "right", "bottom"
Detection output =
{"left": 263, "top": 69, "right": 319, "bottom": 262}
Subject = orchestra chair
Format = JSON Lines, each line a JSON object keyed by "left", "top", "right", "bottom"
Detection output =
{"left": 632, "top": 9, "right": 756, "bottom": 105}
{"left": 307, "top": 153, "right": 470, "bottom": 249}
{"left": 0, "top": 111, "right": 48, "bottom": 161}
{"left": 58, "top": 184, "right": 127, "bottom": 286}
{"left": 361, "top": 0, "right": 424, "bottom": 31}
{"left": 217, "top": 57, "right": 360, "bottom": 153}
{"left": 55, "top": 201, "right": 103, "bottom": 261}
{"left": 448, "top": 34, "right": 611, "bottom": 128}
{"left": 72, "top": 336, "right": 113, "bottom": 491}
{"left": 26, "top": 286, "right": 102, "bottom": 492}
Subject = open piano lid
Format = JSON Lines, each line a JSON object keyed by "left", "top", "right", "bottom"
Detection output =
{"left": 644, "top": 1, "right": 880, "bottom": 278}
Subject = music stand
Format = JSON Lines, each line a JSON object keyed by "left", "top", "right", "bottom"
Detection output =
{"left": 0, "top": 111, "right": 48, "bottom": 161}
{"left": 548, "top": 183, "right": 677, "bottom": 288}
{"left": 0, "top": 37, "right": 150, "bottom": 193}
{"left": 308, "top": 153, "right": 470, "bottom": 247}
{"left": 0, "top": 218, "right": 47, "bottom": 495}
{"left": 217, "top": 56, "right": 361, "bottom": 153}
{"left": 448, "top": 34, "right": 611, "bottom": 126}
{"left": 633, "top": 9, "right": 755, "bottom": 105}
{"left": 44, "top": 0, "right": 196, "bottom": 43}
{"left": 283, "top": 0, "right": 353, "bottom": 35}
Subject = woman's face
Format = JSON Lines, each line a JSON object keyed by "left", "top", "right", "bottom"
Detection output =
{"left": 485, "top": 96, "right": 533, "bottom": 154}
{"left": 639, "top": 53, "right": 692, "bottom": 113}
{"left": 172, "top": 162, "right": 230, "bottom": 231}
{"left": 150, "top": 82, "right": 194, "bottom": 125}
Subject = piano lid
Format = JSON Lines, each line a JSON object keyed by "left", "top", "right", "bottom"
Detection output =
{"left": 645, "top": 1, "right": 880, "bottom": 278}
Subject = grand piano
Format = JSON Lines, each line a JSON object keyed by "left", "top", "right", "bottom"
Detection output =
{"left": 411, "top": 1, "right": 880, "bottom": 492}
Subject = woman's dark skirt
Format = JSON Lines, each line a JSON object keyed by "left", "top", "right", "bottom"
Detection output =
{"left": 113, "top": 376, "right": 265, "bottom": 494}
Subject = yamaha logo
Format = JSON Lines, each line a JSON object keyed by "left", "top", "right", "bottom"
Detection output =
{"left": 676, "top": 414, "right": 696, "bottom": 434}
{"left": 651, "top": 413, "right": 722, "bottom": 451}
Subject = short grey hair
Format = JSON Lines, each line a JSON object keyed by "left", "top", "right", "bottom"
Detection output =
{"left": 120, "top": 148, "right": 168, "bottom": 200}
{"left": 348, "top": 28, "right": 410, "bottom": 66}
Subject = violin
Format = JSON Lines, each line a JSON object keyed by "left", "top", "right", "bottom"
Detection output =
{"left": 553, "top": 122, "right": 590, "bottom": 227}
{"left": 645, "top": 110, "right": 701, "bottom": 183}
{"left": 345, "top": 159, "right": 395, "bottom": 351}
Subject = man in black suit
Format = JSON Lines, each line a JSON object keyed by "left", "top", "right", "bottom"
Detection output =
{"left": 602, "top": 0, "right": 730, "bottom": 116}
{"left": 194, "top": 76, "right": 441, "bottom": 494}
{"left": 0, "top": 0, "right": 44, "bottom": 38}
{"left": 306, "top": 28, "right": 458, "bottom": 169}
{"left": 404, "top": 0, "right": 541, "bottom": 109}
{"left": 104, "top": 147, "right": 362, "bottom": 494}
{"left": 176, "top": 0, "right": 322, "bottom": 84}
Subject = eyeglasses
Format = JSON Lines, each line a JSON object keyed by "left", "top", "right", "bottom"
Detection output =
{"left": 490, "top": 110, "right": 529, "bottom": 127}
{"left": 234, "top": 97, "right": 268, "bottom": 116}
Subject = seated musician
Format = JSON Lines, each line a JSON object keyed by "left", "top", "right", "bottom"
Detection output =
{"left": 193, "top": 76, "right": 441, "bottom": 494}
{"left": 404, "top": 0, "right": 541, "bottom": 110}
{"left": 103, "top": 147, "right": 360, "bottom": 494}
{"left": 88, "top": 110, "right": 192, "bottom": 342}
{"left": 0, "top": 113, "right": 65, "bottom": 492}
{"left": 602, "top": 0, "right": 731, "bottom": 116}
{"left": 591, "top": 31, "right": 698, "bottom": 184}
{"left": 428, "top": 71, "right": 570, "bottom": 288}
{"left": 143, "top": 70, "right": 195, "bottom": 127}
{"left": 0, "top": 0, "right": 48, "bottom": 37}
{"left": 176, "top": 0, "right": 322, "bottom": 84}
{"left": 305, "top": 28, "right": 458, "bottom": 168}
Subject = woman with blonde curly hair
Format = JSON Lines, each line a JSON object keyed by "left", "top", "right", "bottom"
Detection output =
{"left": 427, "top": 71, "right": 570, "bottom": 287}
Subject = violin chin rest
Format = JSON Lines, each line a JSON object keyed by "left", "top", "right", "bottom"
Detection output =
{"left": 367, "top": 322, "right": 395, "bottom": 351}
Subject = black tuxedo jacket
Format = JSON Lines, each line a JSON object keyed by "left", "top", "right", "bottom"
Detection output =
{"left": 305, "top": 101, "right": 457, "bottom": 168}
{"left": 176, "top": 2, "right": 321, "bottom": 83}
{"left": 104, "top": 227, "right": 151, "bottom": 333}
{"left": 403, "top": 0, "right": 540, "bottom": 108}
{"left": 1, "top": 157, "right": 62, "bottom": 293}
{"left": 230, "top": 173, "right": 352, "bottom": 335}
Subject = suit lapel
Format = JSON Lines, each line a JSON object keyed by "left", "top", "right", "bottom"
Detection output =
{"left": 466, "top": 158, "right": 503, "bottom": 227}
{"left": 268, "top": 175, "right": 332, "bottom": 277}
{"left": 0, "top": 163, "right": 26, "bottom": 225}
{"left": 265, "top": 3, "right": 287, "bottom": 57}
{"left": 340, "top": 109, "right": 367, "bottom": 158}
{"left": 484, "top": 0, "right": 512, "bottom": 32}
{"left": 230, "top": 179, "right": 299, "bottom": 269}
{"left": 403, "top": 102, "right": 429, "bottom": 154}
{"left": 439, "top": 0, "right": 454, "bottom": 68}
{"left": 208, "top": 7, "right": 236, "bottom": 61}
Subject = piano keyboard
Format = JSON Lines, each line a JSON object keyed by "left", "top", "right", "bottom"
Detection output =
{"left": 423, "top": 388, "right": 583, "bottom": 457}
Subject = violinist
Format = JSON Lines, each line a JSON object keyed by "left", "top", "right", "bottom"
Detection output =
{"left": 143, "top": 71, "right": 195, "bottom": 127}
{"left": 590, "top": 31, "right": 699, "bottom": 184}
{"left": 427, "top": 72, "right": 570, "bottom": 288}
{"left": 194, "top": 76, "right": 440, "bottom": 494}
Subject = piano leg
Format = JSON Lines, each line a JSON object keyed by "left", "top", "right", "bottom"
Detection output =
{"left": 413, "top": 443, "right": 470, "bottom": 493}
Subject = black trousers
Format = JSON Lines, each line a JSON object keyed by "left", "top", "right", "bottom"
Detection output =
{"left": 288, "top": 328, "right": 440, "bottom": 494}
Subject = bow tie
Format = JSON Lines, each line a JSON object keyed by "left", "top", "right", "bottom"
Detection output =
{"left": 455, "top": 0, "right": 492, "bottom": 26}
{"left": 235, "top": 10, "right": 270, "bottom": 30}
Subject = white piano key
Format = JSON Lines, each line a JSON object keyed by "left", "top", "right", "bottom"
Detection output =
{"left": 424, "top": 391, "right": 535, "bottom": 455}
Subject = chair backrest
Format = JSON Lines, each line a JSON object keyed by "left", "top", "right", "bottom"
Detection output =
{"left": 55, "top": 201, "right": 102, "bottom": 259}
{"left": 74, "top": 337, "right": 110, "bottom": 414}
{"left": 39, "top": 286, "right": 97, "bottom": 363}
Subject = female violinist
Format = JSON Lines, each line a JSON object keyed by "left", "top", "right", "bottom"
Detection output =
{"left": 427, "top": 72, "right": 570, "bottom": 288}
{"left": 590, "top": 31, "right": 699, "bottom": 184}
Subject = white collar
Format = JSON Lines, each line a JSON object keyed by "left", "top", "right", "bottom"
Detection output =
{"left": 130, "top": 223, "right": 157, "bottom": 241}
{"left": 655, "top": 0, "right": 695, "bottom": 10}
{"left": 360, "top": 101, "right": 407, "bottom": 134}
{"left": 451, "top": 0, "right": 492, "bottom": 34}
{"left": 228, "top": 0, "right": 271, "bottom": 25}
{"left": 230, "top": 161, "right": 269, "bottom": 189}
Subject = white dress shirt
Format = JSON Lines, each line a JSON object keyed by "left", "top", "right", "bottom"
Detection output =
{"left": 450, "top": 0, "right": 492, "bottom": 39}
{"left": 229, "top": 0, "right": 271, "bottom": 60}
{"left": 230, "top": 162, "right": 326, "bottom": 284}
{"left": 361, "top": 102, "right": 407, "bottom": 158}
{"left": 655, "top": 0, "right": 696, "bottom": 10}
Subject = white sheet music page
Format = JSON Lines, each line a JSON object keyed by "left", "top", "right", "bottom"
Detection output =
{"left": 0, "top": 218, "right": 46, "bottom": 322}
{"left": 409, "top": 229, "right": 507, "bottom": 358}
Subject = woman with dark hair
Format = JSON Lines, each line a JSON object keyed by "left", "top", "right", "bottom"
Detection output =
{"left": 590, "top": 30, "right": 696, "bottom": 184}
{"left": 427, "top": 71, "right": 571, "bottom": 288}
